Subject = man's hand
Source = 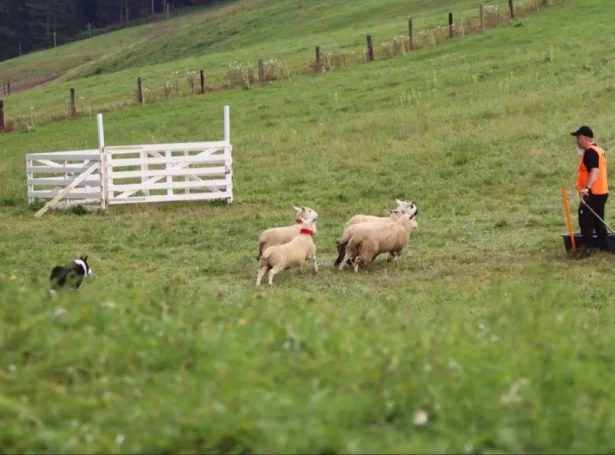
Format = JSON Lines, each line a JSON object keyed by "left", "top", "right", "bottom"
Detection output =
{"left": 579, "top": 188, "right": 590, "bottom": 198}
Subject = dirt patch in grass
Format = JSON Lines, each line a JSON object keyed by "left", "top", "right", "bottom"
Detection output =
{"left": 6, "top": 73, "right": 63, "bottom": 95}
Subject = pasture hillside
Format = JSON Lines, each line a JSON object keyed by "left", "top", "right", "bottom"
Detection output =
{"left": 2, "top": 0, "right": 564, "bottom": 128}
{"left": 2, "top": 0, "right": 615, "bottom": 453}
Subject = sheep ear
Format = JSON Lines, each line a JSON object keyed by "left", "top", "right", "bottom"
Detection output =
{"left": 293, "top": 206, "right": 301, "bottom": 212}
{"left": 84, "top": 256, "right": 88, "bottom": 262}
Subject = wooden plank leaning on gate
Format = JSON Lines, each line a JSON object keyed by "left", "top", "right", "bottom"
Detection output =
{"left": 34, "top": 162, "right": 100, "bottom": 218}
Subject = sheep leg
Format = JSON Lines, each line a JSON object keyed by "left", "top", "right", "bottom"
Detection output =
{"left": 313, "top": 255, "right": 318, "bottom": 273}
{"left": 268, "top": 267, "right": 281, "bottom": 285}
{"left": 355, "top": 250, "right": 374, "bottom": 272}
{"left": 334, "top": 240, "right": 345, "bottom": 266}
{"left": 256, "top": 265, "right": 269, "bottom": 286}
{"left": 338, "top": 251, "right": 352, "bottom": 271}
{"left": 391, "top": 250, "right": 404, "bottom": 263}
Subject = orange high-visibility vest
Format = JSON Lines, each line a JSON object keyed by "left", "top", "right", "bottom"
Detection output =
{"left": 578, "top": 145, "right": 608, "bottom": 194}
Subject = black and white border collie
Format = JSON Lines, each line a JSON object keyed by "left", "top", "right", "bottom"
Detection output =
{"left": 50, "top": 256, "right": 92, "bottom": 290}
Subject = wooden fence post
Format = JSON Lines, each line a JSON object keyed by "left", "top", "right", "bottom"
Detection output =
{"left": 316, "top": 46, "right": 321, "bottom": 67}
{"left": 535, "top": 0, "right": 540, "bottom": 11}
{"left": 166, "top": 2, "right": 170, "bottom": 19}
{"left": 448, "top": 12, "right": 454, "bottom": 38}
{"left": 258, "top": 59, "right": 265, "bottom": 83}
{"left": 409, "top": 18, "right": 414, "bottom": 50}
{"left": 543, "top": 0, "right": 549, "bottom": 5}
{"left": 70, "top": 88, "right": 76, "bottom": 116}
{"left": 200, "top": 70, "right": 205, "bottom": 94}
{"left": 366, "top": 35, "right": 374, "bottom": 61}
{"left": 7, "top": 79, "right": 10, "bottom": 95}
{"left": 0, "top": 100, "right": 4, "bottom": 131}
{"left": 137, "top": 77, "right": 143, "bottom": 104}
{"left": 509, "top": 0, "right": 514, "bottom": 18}
{"left": 480, "top": 4, "right": 485, "bottom": 31}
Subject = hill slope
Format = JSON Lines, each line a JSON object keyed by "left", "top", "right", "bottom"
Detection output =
{"left": 1, "top": 0, "right": 552, "bottom": 126}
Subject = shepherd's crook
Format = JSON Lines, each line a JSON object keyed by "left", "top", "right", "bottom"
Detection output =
{"left": 579, "top": 196, "right": 615, "bottom": 234}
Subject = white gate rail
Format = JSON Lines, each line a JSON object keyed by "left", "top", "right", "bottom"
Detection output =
{"left": 25, "top": 106, "right": 233, "bottom": 215}
{"left": 26, "top": 150, "right": 103, "bottom": 210}
{"left": 106, "top": 141, "right": 233, "bottom": 205}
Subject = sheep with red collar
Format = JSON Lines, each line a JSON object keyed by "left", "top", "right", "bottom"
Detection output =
{"left": 256, "top": 217, "right": 318, "bottom": 286}
{"left": 343, "top": 199, "right": 417, "bottom": 230}
{"left": 338, "top": 212, "right": 418, "bottom": 272}
{"left": 256, "top": 206, "right": 319, "bottom": 260}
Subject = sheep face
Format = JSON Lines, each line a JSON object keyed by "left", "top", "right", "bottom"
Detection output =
{"left": 395, "top": 199, "right": 418, "bottom": 218}
{"left": 384, "top": 210, "right": 418, "bottom": 227}
{"left": 293, "top": 206, "right": 319, "bottom": 222}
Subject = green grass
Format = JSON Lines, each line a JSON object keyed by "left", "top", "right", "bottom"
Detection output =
{"left": 3, "top": 0, "right": 615, "bottom": 452}
{"left": 1, "top": 0, "right": 556, "bottom": 128}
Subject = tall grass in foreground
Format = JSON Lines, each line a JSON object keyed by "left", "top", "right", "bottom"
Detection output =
{"left": 1, "top": 275, "right": 615, "bottom": 453}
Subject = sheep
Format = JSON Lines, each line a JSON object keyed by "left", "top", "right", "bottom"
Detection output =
{"left": 343, "top": 199, "right": 417, "bottom": 230}
{"left": 256, "top": 217, "right": 318, "bottom": 286}
{"left": 334, "top": 209, "right": 415, "bottom": 266}
{"left": 256, "top": 206, "right": 319, "bottom": 260}
{"left": 338, "top": 212, "right": 418, "bottom": 272}
{"left": 334, "top": 202, "right": 419, "bottom": 266}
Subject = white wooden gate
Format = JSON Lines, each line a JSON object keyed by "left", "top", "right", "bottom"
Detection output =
{"left": 25, "top": 106, "right": 233, "bottom": 215}
{"left": 26, "top": 150, "right": 103, "bottom": 210}
{"left": 106, "top": 142, "right": 233, "bottom": 205}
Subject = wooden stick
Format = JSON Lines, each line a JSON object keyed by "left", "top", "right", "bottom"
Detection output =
{"left": 562, "top": 186, "right": 576, "bottom": 252}
{"left": 34, "top": 163, "right": 99, "bottom": 218}
{"left": 366, "top": 35, "right": 374, "bottom": 61}
{"left": 579, "top": 196, "right": 615, "bottom": 234}
{"left": 0, "top": 100, "right": 4, "bottom": 131}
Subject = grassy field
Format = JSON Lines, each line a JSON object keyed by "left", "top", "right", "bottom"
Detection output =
{"left": 1, "top": 0, "right": 560, "bottom": 129}
{"left": 3, "top": 0, "right": 615, "bottom": 452}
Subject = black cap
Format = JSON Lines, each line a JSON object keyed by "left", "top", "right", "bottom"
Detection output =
{"left": 570, "top": 125, "right": 594, "bottom": 138}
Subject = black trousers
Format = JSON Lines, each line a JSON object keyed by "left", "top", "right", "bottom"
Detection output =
{"left": 578, "top": 193, "right": 609, "bottom": 251}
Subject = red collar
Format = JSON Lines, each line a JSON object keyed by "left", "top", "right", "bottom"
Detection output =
{"left": 296, "top": 218, "right": 303, "bottom": 224}
{"left": 300, "top": 228, "right": 314, "bottom": 236}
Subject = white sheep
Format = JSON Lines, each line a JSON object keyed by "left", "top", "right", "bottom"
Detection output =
{"left": 343, "top": 199, "right": 417, "bottom": 230}
{"left": 256, "top": 217, "right": 318, "bottom": 286}
{"left": 334, "top": 202, "right": 419, "bottom": 267}
{"left": 338, "top": 212, "right": 418, "bottom": 272}
{"left": 256, "top": 206, "right": 319, "bottom": 260}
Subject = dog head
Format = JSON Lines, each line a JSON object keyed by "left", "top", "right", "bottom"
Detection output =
{"left": 74, "top": 256, "right": 92, "bottom": 276}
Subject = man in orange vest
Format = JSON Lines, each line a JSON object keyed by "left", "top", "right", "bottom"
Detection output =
{"left": 571, "top": 125, "right": 609, "bottom": 257}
